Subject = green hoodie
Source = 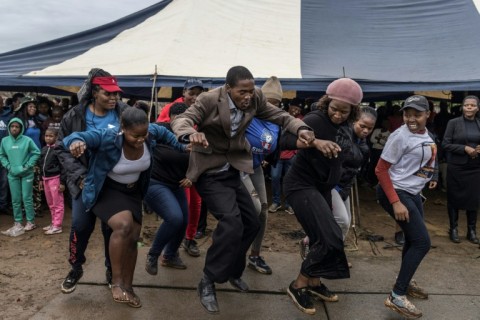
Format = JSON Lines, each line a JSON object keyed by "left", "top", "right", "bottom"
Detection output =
{"left": 0, "top": 117, "right": 40, "bottom": 177}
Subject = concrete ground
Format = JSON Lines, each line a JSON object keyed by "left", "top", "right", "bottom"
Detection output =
{"left": 31, "top": 242, "right": 480, "bottom": 320}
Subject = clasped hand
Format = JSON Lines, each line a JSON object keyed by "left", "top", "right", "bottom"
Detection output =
{"left": 313, "top": 139, "right": 342, "bottom": 159}
{"left": 69, "top": 141, "right": 87, "bottom": 158}
{"left": 189, "top": 132, "right": 209, "bottom": 148}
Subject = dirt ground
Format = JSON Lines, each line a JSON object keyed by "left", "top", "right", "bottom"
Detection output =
{"left": 0, "top": 185, "right": 479, "bottom": 319}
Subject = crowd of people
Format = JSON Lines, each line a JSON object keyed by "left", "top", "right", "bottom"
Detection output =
{"left": 0, "top": 65, "right": 479, "bottom": 319}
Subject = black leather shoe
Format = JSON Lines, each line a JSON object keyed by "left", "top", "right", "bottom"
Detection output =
{"left": 449, "top": 228, "right": 461, "bottom": 243}
{"left": 198, "top": 278, "right": 219, "bottom": 313}
{"left": 228, "top": 277, "right": 249, "bottom": 292}
{"left": 467, "top": 227, "right": 479, "bottom": 244}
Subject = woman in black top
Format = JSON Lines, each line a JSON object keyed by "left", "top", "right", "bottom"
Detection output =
{"left": 282, "top": 78, "right": 362, "bottom": 315}
{"left": 442, "top": 95, "right": 480, "bottom": 244}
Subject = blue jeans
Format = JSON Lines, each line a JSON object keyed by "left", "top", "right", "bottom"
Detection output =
{"left": 144, "top": 179, "right": 188, "bottom": 258}
{"left": 376, "top": 186, "right": 431, "bottom": 295}
{"left": 0, "top": 166, "right": 8, "bottom": 210}
{"left": 70, "top": 194, "right": 112, "bottom": 270}
{"left": 270, "top": 157, "right": 295, "bottom": 206}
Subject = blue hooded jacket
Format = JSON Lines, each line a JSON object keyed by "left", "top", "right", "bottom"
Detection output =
{"left": 0, "top": 106, "right": 12, "bottom": 142}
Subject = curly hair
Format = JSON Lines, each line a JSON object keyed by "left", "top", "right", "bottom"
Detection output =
{"left": 316, "top": 94, "right": 359, "bottom": 123}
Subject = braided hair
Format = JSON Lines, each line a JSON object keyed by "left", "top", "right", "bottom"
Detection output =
{"left": 77, "top": 68, "right": 112, "bottom": 105}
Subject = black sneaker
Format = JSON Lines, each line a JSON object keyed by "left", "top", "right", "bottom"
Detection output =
{"left": 161, "top": 254, "right": 187, "bottom": 269}
{"left": 287, "top": 281, "right": 315, "bottom": 315}
{"left": 183, "top": 239, "right": 201, "bottom": 257}
{"left": 145, "top": 254, "right": 158, "bottom": 275}
{"left": 247, "top": 255, "right": 272, "bottom": 274}
{"left": 395, "top": 231, "right": 405, "bottom": 246}
{"left": 61, "top": 269, "right": 83, "bottom": 293}
{"left": 308, "top": 283, "right": 339, "bottom": 302}
{"left": 106, "top": 267, "right": 112, "bottom": 288}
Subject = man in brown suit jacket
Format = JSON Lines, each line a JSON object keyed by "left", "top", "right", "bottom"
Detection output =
{"left": 171, "top": 66, "right": 314, "bottom": 314}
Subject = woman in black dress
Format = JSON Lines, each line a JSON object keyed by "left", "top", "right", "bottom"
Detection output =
{"left": 443, "top": 95, "right": 480, "bottom": 244}
{"left": 282, "top": 78, "right": 362, "bottom": 315}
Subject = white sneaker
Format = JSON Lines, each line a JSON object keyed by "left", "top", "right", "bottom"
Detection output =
{"left": 268, "top": 203, "right": 281, "bottom": 212}
{"left": 2, "top": 222, "right": 25, "bottom": 237}
{"left": 43, "top": 225, "right": 52, "bottom": 231}
{"left": 24, "top": 222, "right": 37, "bottom": 231}
{"left": 45, "top": 227, "right": 62, "bottom": 235}
{"left": 384, "top": 293, "right": 422, "bottom": 319}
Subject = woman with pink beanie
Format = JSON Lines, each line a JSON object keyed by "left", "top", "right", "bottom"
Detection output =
{"left": 281, "top": 78, "right": 363, "bottom": 315}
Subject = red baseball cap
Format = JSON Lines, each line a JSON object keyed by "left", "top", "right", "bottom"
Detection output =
{"left": 91, "top": 76, "right": 123, "bottom": 92}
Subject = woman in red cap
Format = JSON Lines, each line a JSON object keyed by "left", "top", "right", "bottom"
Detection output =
{"left": 281, "top": 78, "right": 362, "bottom": 315}
{"left": 58, "top": 68, "right": 128, "bottom": 295}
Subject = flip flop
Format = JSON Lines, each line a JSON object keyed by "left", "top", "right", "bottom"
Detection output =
{"left": 125, "top": 288, "right": 142, "bottom": 308}
{"left": 111, "top": 284, "right": 129, "bottom": 304}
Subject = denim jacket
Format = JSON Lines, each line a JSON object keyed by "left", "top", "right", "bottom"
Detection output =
{"left": 63, "top": 123, "right": 186, "bottom": 211}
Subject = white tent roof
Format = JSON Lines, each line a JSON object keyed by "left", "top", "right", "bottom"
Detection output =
{"left": 30, "top": 0, "right": 302, "bottom": 78}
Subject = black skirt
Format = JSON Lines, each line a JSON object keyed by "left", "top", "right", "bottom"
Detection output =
{"left": 91, "top": 177, "right": 143, "bottom": 224}
{"left": 447, "top": 160, "right": 480, "bottom": 210}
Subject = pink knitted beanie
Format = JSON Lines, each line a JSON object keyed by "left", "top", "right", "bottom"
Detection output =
{"left": 326, "top": 78, "right": 363, "bottom": 105}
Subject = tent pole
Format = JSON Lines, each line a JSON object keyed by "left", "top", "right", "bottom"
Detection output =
{"left": 149, "top": 65, "right": 158, "bottom": 121}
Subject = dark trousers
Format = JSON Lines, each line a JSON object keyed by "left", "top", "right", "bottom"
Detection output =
{"left": 70, "top": 195, "right": 112, "bottom": 270}
{"left": 195, "top": 168, "right": 260, "bottom": 283}
{"left": 377, "top": 186, "right": 431, "bottom": 296}
{"left": 287, "top": 187, "right": 349, "bottom": 280}
{"left": 196, "top": 201, "right": 208, "bottom": 235}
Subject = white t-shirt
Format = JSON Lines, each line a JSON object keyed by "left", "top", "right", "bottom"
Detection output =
{"left": 381, "top": 124, "right": 436, "bottom": 195}
{"left": 108, "top": 143, "right": 151, "bottom": 184}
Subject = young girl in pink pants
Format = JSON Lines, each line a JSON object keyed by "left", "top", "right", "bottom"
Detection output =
{"left": 40, "top": 128, "right": 65, "bottom": 234}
